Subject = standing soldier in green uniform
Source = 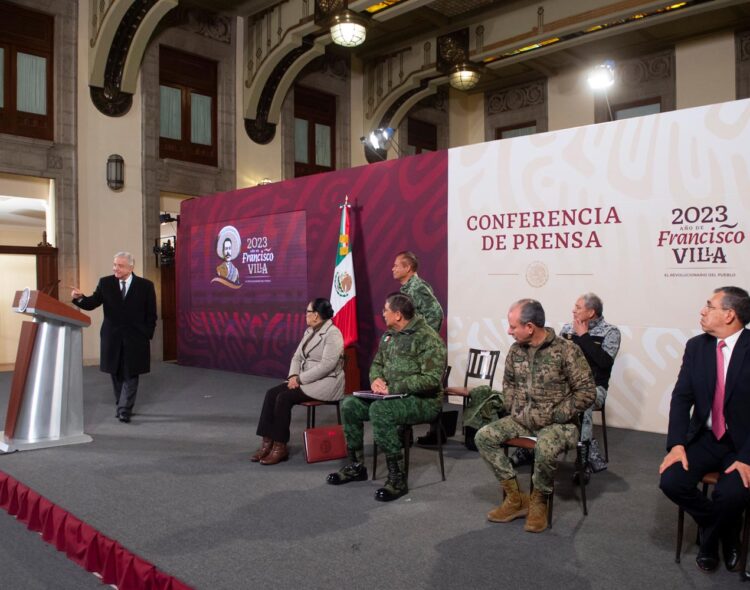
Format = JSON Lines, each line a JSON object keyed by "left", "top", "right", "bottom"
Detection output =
{"left": 475, "top": 299, "right": 595, "bottom": 533}
{"left": 392, "top": 251, "right": 443, "bottom": 333}
{"left": 327, "top": 293, "right": 446, "bottom": 502}
{"left": 392, "top": 251, "right": 446, "bottom": 445}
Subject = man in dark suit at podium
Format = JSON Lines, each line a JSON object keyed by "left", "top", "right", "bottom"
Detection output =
{"left": 71, "top": 252, "right": 157, "bottom": 423}
{"left": 659, "top": 286, "right": 750, "bottom": 573}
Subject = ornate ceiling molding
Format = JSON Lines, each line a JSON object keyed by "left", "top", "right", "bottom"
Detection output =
{"left": 89, "top": 0, "right": 178, "bottom": 117}
{"left": 245, "top": 36, "right": 324, "bottom": 144}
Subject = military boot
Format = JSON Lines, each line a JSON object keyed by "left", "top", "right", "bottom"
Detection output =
{"left": 326, "top": 448, "right": 368, "bottom": 485}
{"left": 487, "top": 477, "right": 529, "bottom": 522}
{"left": 374, "top": 453, "right": 408, "bottom": 502}
{"left": 524, "top": 489, "right": 550, "bottom": 533}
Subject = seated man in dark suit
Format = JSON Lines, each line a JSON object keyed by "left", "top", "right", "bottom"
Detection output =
{"left": 659, "top": 286, "right": 750, "bottom": 572}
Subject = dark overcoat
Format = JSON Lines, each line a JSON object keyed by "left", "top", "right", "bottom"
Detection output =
{"left": 73, "top": 274, "right": 157, "bottom": 376}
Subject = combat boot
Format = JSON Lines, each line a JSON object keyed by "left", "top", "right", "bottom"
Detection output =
{"left": 326, "top": 448, "right": 368, "bottom": 485}
{"left": 374, "top": 453, "right": 408, "bottom": 502}
{"left": 487, "top": 477, "right": 529, "bottom": 522}
{"left": 524, "top": 488, "right": 550, "bottom": 533}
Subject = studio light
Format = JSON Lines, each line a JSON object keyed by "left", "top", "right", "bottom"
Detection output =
{"left": 449, "top": 64, "right": 481, "bottom": 91}
{"left": 330, "top": 10, "right": 367, "bottom": 48}
{"left": 360, "top": 127, "right": 401, "bottom": 160}
{"left": 106, "top": 154, "right": 124, "bottom": 191}
{"left": 361, "top": 127, "right": 395, "bottom": 151}
{"left": 588, "top": 61, "right": 615, "bottom": 90}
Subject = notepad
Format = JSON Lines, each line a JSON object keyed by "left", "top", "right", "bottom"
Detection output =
{"left": 353, "top": 390, "right": 406, "bottom": 400}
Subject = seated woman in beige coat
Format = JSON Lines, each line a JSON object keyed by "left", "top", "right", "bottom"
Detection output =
{"left": 251, "top": 298, "right": 345, "bottom": 465}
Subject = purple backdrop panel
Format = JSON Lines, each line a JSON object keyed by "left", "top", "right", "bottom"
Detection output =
{"left": 177, "top": 151, "right": 448, "bottom": 380}
{"left": 188, "top": 211, "right": 307, "bottom": 310}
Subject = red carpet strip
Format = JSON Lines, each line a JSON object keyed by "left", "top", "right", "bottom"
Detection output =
{"left": 0, "top": 470, "right": 193, "bottom": 590}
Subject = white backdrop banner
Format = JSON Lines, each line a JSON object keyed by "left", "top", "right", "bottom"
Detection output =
{"left": 448, "top": 99, "right": 750, "bottom": 434}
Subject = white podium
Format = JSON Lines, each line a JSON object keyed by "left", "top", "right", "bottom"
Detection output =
{"left": 0, "top": 288, "right": 93, "bottom": 452}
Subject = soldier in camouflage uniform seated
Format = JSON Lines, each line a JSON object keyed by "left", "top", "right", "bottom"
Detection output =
{"left": 475, "top": 299, "right": 595, "bottom": 533}
{"left": 327, "top": 293, "right": 447, "bottom": 502}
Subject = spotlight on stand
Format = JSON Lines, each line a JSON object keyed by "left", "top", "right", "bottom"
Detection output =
{"left": 159, "top": 213, "right": 178, "bottom": 225}
{"left": 360, "top": 127, "right": 400, "bottom": 162}
{"left": 330, "top": 10, "right": 367, "bottom": 47}
{"left": 587, "top": 60, "right": 615, "bottom": 90}
{"left": 588, "top": 60, "right": 615, "bottom": 121}
{"left": 363, "top": 127, "right": 394, "bottom": 151}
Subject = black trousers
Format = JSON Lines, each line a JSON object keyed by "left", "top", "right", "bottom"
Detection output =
{"left": 255, "top": 383, "right": 314, "bottom": 443}
{"left": 110, "top": 348, "right": 139, "bottom": 417}
{"left": 659, "top": 430, "right": 749, "bottom": 550}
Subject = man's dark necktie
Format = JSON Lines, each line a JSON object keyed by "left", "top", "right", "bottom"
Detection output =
{"left": 120, "top": 280, "right": 126, "bottom": 300}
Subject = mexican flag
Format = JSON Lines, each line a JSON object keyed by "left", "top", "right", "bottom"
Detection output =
{"left": 330, "top": 199, "right": 358, "bottom": 346}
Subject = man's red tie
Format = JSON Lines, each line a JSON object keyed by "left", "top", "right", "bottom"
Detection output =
{"left": 712, "top": 340, "right": 727, "bottom": 439}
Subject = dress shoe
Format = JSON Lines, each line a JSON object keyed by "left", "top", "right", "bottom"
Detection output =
{"left": 250, "top": 437, "right": 273, "bottom": 462}
{"left": 118, "top": 414, "right": 131, "bottom": 423}
{"left": 695, "top": 551, "right": 719, "bottom": 572}
{"left": 260, "top": 442, "right": 288, "bottom": 465}
{"left": 722, "top": 538, "right": 741, "bottom": 572}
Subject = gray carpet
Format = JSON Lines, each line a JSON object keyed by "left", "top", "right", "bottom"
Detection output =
{"left": 0, "top": 364, "right": 741, "bottom": 589}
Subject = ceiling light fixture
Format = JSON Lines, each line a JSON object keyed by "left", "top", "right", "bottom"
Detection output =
{"left": 449, "top": 64, "right": 481, "bottom": 91}
{"left": 330, "top": 10, "right": 367, "bottom": 47}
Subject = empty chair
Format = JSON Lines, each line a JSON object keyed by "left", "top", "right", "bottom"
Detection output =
{"left": 444, "top": 348, "right": 501, "bottom": 409}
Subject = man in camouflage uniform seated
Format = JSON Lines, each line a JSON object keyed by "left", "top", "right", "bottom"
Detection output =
{"left": 327, "top": 293, "right": 446, "bottom": 502}
{"left": 475, "top": 299, "right": 595, "bottom": 532}
{"left": 392, "top": 251, "right": 443, "bottom": 332}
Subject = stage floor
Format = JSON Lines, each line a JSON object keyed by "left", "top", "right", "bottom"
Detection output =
{"left": 0, "top": 364, "right": 739, "bottom": 589}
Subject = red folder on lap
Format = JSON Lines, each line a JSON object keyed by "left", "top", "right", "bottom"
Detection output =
{"left": 303, "top": 424, "right": 348, "bottom": 463}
